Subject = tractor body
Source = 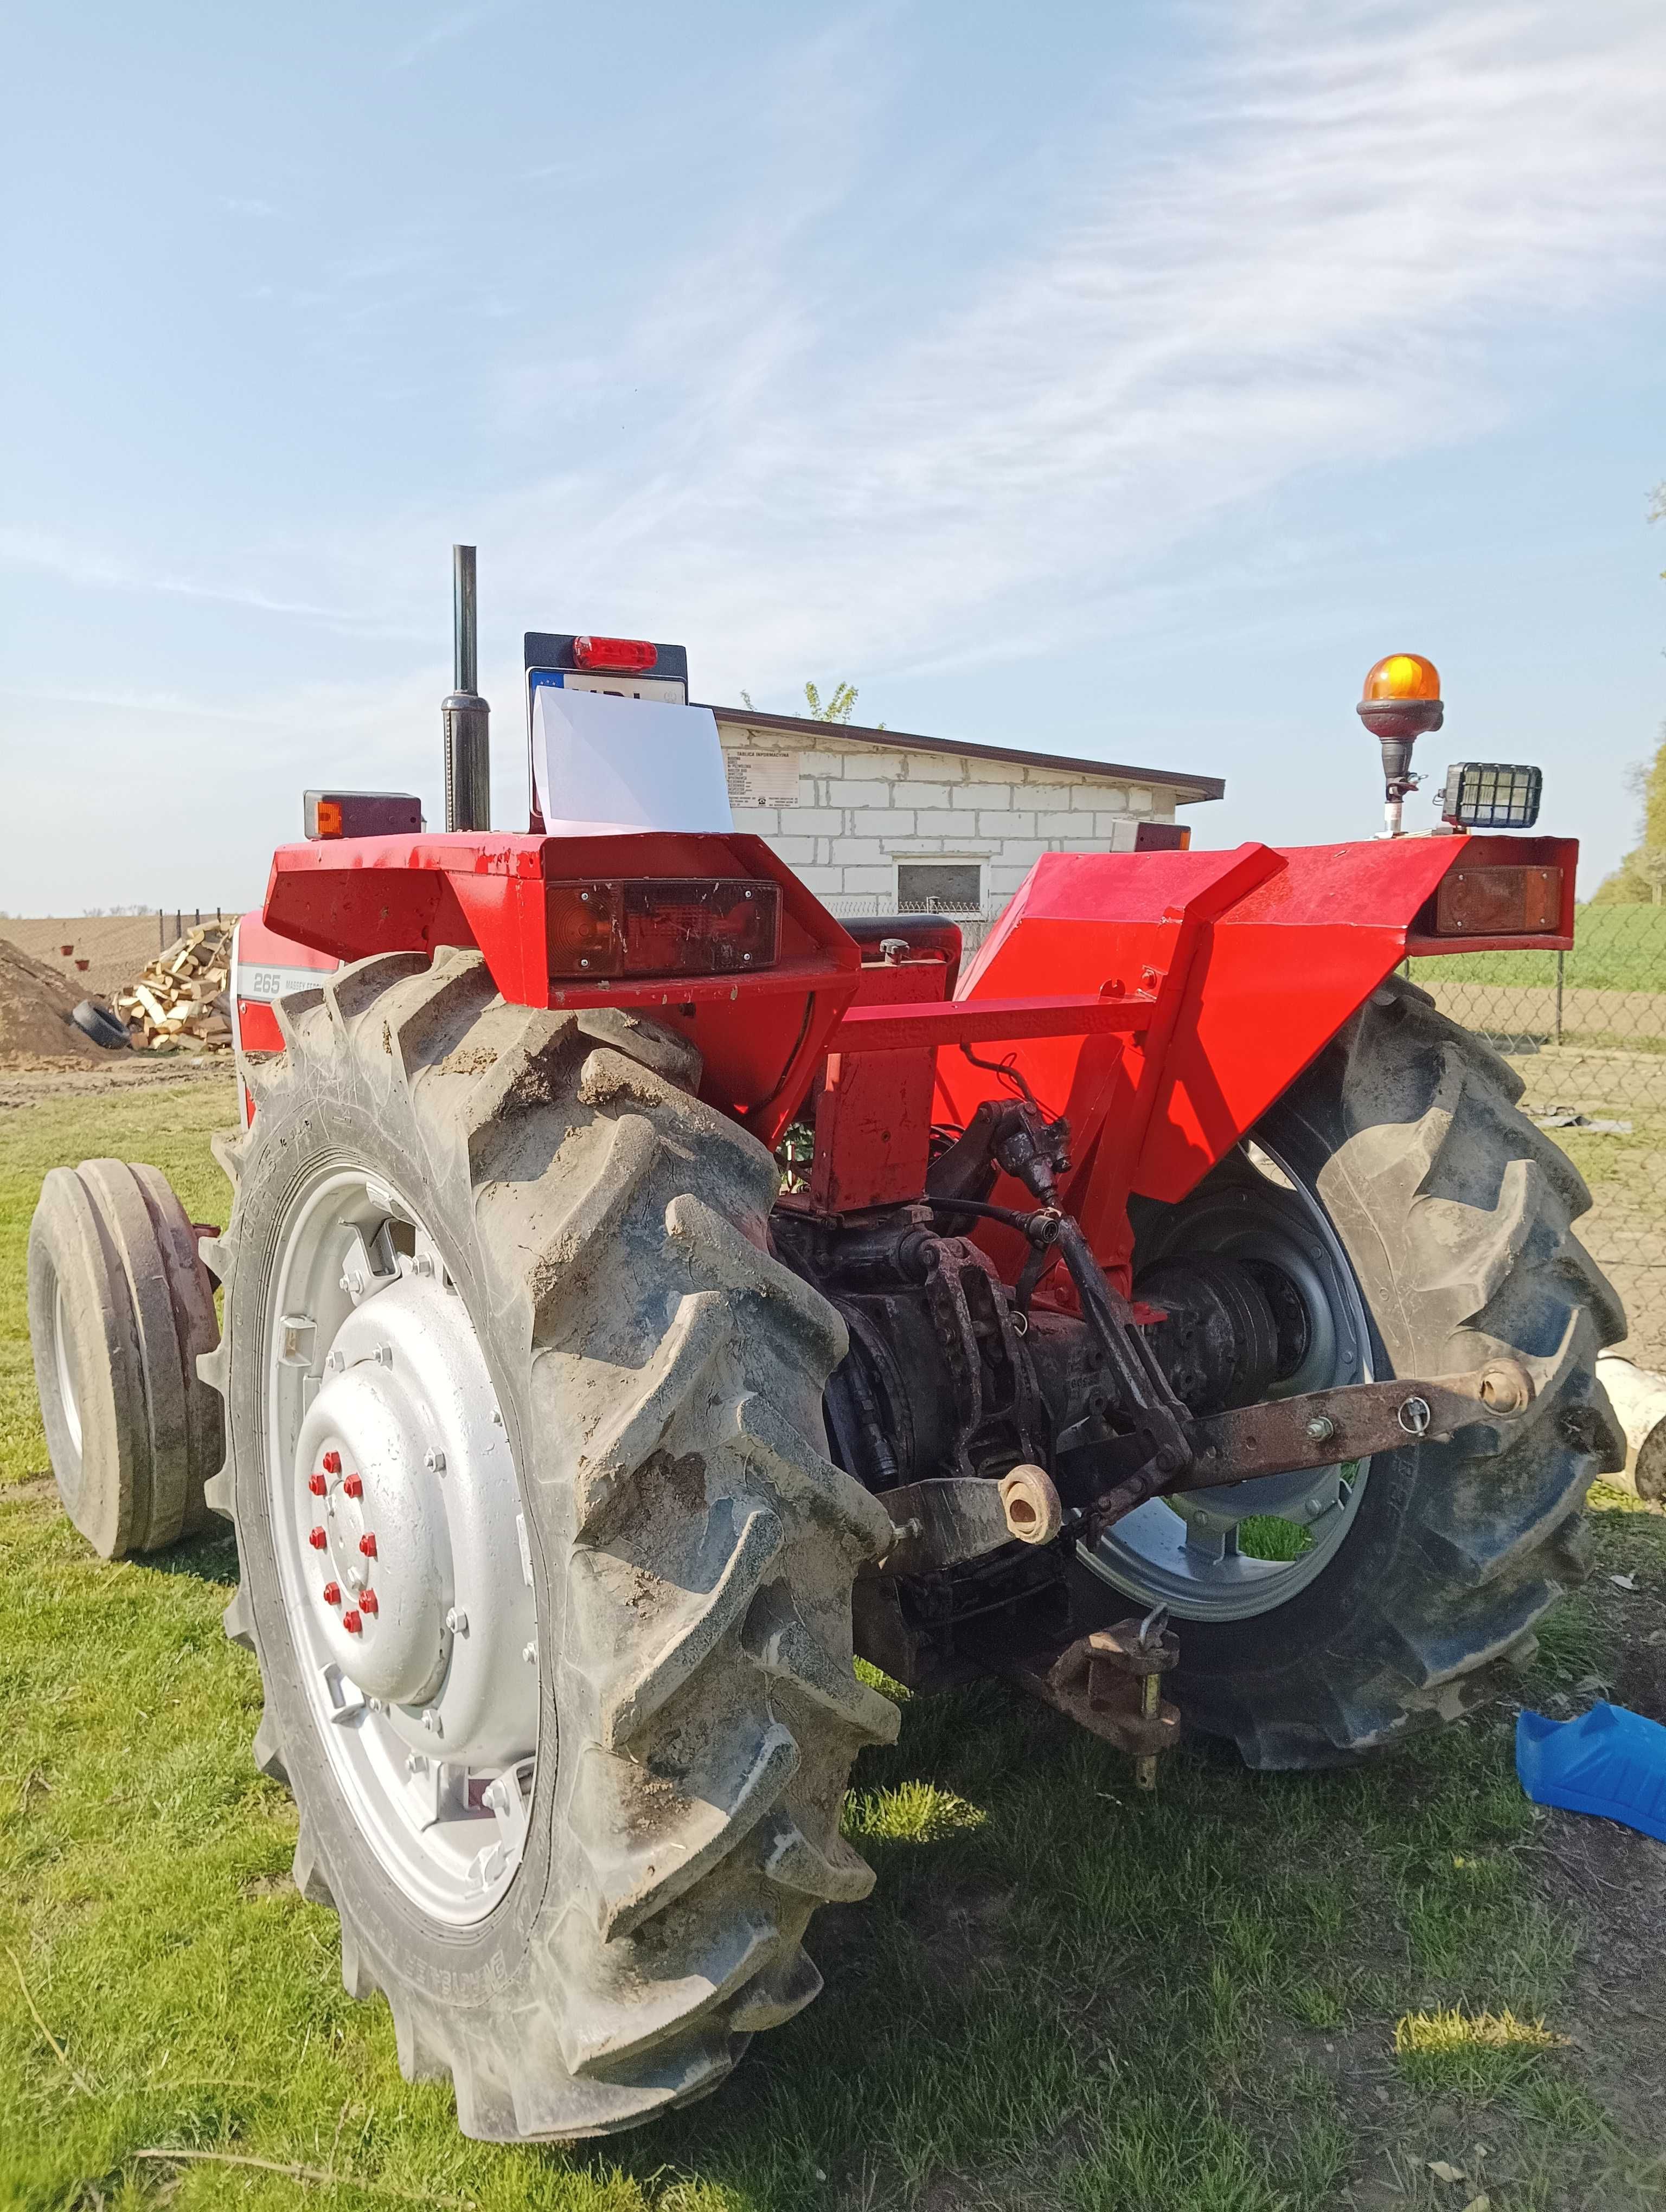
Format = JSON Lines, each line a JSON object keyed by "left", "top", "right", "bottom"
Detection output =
{"left": 231, "top": 812, "right": 1585, "bottom": 1700}
{"left": 29, "top": 591, "right": 1623, "bottom": 2141}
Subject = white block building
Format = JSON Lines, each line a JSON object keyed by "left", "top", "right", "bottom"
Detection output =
{"left": 709, "top": 706, "right": 1225, "bottom": 949}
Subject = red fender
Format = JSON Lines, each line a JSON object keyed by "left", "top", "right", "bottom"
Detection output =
{"left": 936, "top": 834, "right": 1575, "bottom": 1286}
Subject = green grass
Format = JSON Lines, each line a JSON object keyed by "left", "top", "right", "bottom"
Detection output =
{"left": 1409, "top": 900, "right": 1666, "bottom": 990}
{"left": 3, "top": 1085, "right": 1665, "bottom": 2209}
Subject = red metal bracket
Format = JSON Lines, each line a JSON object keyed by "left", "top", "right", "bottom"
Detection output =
{"left": 826, "top": 989, "right": 1158, "bottom": 1055}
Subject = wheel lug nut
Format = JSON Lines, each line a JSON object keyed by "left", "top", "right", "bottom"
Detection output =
{"left": 322, "top": 1450, "right": 342, "bottom": 1475}
{"left": 358, "top": 1533, "right": 377, "bottom": 1558}
{"left": 343, "top": 1473, "right": 363, "bottom": 1499}
{"left": 360, "top": 1588, "right": 379, "bottom": 1616}
{"left": 308, "top": 1526, "right": 328, "bottom": 1550}
{"left": 342, "top": 1610, "right": 363, "bottom": 1635}
{"left": 322, "top": 1581, "right": 342, "bottom": 1606}
{"left": 308, "top": 1472, "right": 327, "bottom": 1496}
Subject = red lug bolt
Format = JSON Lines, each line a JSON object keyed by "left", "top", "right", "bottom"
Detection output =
{"left": 359, "top": 1588, "right": 379, "bottom": 1616}
{"left": 342, "top": 1610, "right": 363, "bottom": 1635}
{"left": 358, "top": 1533, "right": 377, "bottom": 1559}
{"left": 322, "top": 1450, "right": 342, "bottom": 1475}
{"left": 308, "top": 1472, "right": 327, "bottom": 1496}
{"left": 322, "top": 1581, "right": 342, "bottom": 1606}
{"left": 308, "top": 1526, "right": 328, "bottom": 1550}
{"left": 343, "top": 1472, "right": 363, "bottom": 1500}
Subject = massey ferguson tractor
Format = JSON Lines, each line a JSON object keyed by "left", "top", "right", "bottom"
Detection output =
{"left": 28, "top": 549, "right": 1624, "bottom": 2141}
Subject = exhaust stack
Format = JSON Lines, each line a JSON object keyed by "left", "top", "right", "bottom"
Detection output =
{"left": 443, "top": 544, "right": 491, "bottom": 831}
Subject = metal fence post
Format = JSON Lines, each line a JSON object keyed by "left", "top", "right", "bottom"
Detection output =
{"left": 1555, "top": 948, "right": 1564, "bottom": 1046}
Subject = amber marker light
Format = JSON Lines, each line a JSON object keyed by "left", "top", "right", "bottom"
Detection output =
{"left": 1361, "top": 652, "right": 1440, "bottom": 704}
{"left": 1357, "top": 653, "right": 1444, "bottom": 838}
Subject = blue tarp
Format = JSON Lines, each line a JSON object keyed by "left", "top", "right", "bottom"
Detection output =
{"left": 1516, "top": 1701, "right": 1666, "bottom": 1843}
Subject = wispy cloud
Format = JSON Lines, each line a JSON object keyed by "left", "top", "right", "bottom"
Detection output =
{"left": 462, "top": 0, "right": 1666, "bottom": 699}
{"left": 14, "top": 2, "right": 1665, "bottom": 710}
{"left": 0, "top": 530, "right": 427, "bottom": 639}
{"left": 390, "top": 1, "right": 515, "bottom": 72}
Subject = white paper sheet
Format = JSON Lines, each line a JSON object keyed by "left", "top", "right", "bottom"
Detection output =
{"left": 531, "top": 685, "right": 735, "bottom": 837}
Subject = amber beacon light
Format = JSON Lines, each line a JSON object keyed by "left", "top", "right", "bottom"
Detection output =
{"left": 1356, "top": 654, "right": 1443, "bottom": 838}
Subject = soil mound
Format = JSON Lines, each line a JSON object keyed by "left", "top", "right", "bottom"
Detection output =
{"left": 0, "top": 938, "right": 112, "bottom": 1068}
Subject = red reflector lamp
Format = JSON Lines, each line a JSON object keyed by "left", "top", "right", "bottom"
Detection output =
{"left": 304, "top": 790, "right": 423, "bottom": 840}
{"left": 571, "top": 635, "right": 658, "bottom": 674}
{"left": 547, "top": 878, "right": 780, "bottom": 980}
{"left": 1433, "top": 865, "right": 1562, "bottom": 937}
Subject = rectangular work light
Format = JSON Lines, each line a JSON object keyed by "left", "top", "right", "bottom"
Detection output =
{"left": 1439, "top": 762, "right": 1543, "bottom": 830}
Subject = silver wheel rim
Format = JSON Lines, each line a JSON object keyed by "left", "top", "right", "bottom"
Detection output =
{"left": 53, "top": 1279, "right": 82, "bottom": 1458}
{"left": 1080, "top": 1136, "right": 1373, "bottom": 1622}
{"left": 265, "top": 1164, "right": 538, "bottom": 1926}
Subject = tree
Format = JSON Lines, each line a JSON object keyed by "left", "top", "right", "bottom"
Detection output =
{"left": 1635, "top": 848, "right": 1666, "bottom": 906}
{"left": 1593, "top": 731, "right": 1666, "bottom": 902}
{"left": 1593, "top": 485, "right": 1666, "bottom": 901}
{"left": 738, "top": 681, "right": 883, "bottom": 729}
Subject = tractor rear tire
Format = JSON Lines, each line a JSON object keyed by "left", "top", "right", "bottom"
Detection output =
{"left": 202, "top": 948, "right": 898, "bottom": 2139}
{"left": 28, "top": 1158, "right": 221, "bottom": 1557}
{"left": 1084, "top": 975, "right": 1626, "bottom": 1769}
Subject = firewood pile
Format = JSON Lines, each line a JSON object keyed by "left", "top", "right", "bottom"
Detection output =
{"left": 115, "top": 924, "right": 234, "bottom": 1051}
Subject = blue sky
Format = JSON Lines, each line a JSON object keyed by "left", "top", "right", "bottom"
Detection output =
{"left": 3, "top": 0, "right": 1663, "bottom": 914}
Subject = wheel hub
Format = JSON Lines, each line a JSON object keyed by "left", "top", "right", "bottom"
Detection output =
{"left": 266, "top": 1166, "right": 539, "bottom": 1924}
{"left": 299, "top": 1342, "right": 451, "bottom": 1708}
{"left": 1081, "top": 1136, "right": 1374, "bottom": 1622}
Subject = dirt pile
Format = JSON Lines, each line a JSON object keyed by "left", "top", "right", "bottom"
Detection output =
{"left": 0, "top": 938, "right": 111, "bottom": 1068}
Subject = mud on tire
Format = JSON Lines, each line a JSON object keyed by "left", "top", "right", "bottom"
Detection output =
{"left": 202, "top": 947, "right": 898, "bottom": 2139}
{"left": 1106, "top": 975, "right": 1627, "bottom": 1770}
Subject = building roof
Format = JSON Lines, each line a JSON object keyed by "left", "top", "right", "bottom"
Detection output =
{"left": 702, "top": 703, "right": 1225, "bottom": 806}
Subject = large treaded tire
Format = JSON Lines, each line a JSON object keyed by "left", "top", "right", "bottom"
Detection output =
{"left": 202, "top": 947, "right": 898, "bottom": 2139}
{"left": 1111, "top": 976, "right": 1626, "bottom": 1770}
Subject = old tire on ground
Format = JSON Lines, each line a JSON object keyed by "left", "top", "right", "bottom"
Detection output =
{"left": 203, "top": 947, "right": 897, "bottom": 2139}
{"left": 72, "top": 999, "right": 130, "bottom": 1051}
{"left": 1078, "top": 975, "right": 1626, "bottom": 1769}
{"left": 27, "top": 1158, "right": 222, "bottom": 1557}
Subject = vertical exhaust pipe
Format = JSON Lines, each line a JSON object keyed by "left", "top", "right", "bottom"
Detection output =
{"left": 443, "top": 544, "right": 491, "bottom": 831}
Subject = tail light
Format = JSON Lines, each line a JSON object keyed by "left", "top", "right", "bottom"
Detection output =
{"left": 1433, "top": 865, "right": 1562, "bottom": 936}
{"left": 571, "top": 636, "right": 658, "bottom": 674}
{"left": 547, "top": 878, "right": 780, "bottom": 979}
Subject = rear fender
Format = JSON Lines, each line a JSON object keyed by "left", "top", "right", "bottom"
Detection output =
{"left": 937, "top": 834, "right": 1577, "bottom": 1282}
{"left": 248, "top": 829, "right": 859, "bottom": 1146}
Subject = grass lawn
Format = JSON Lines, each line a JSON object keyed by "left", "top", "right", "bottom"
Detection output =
{"left": 3, "top": 1082, "right": 1665, "bottom": 2211}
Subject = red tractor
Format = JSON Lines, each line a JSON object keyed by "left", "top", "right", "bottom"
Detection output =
{"left": 28, "top": 556, "right": 1623, "bottom": 2141}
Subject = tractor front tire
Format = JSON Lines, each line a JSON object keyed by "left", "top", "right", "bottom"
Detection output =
{"left": 1088, "top": 975, "right": 1626, "bottom": 1769}
{"left": 204, "top": 948, "right": 897, "bottom": 2138}
{"left": 28, "top": 1158, "right": 221, "bottom": 1558}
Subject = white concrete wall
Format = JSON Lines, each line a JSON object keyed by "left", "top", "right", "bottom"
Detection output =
{"left": 715, "top": 719, "right": 1180, "bottom": 947}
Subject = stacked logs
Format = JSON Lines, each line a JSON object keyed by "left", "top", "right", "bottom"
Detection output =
{"left": 114, "top": 924, "right": 234, "bottom": 1051}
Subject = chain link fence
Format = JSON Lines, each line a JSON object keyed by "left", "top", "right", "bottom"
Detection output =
{"left": 1410, "top": 903, "right": 1666, "bottom": 1366}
